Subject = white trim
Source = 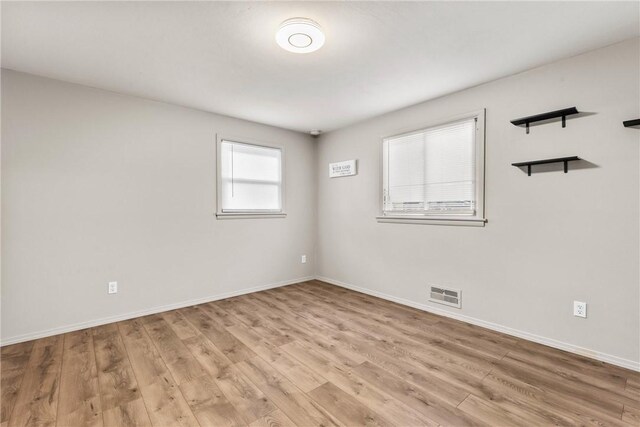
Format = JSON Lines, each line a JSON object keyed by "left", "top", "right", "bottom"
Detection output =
{"left": 216, "top": 213, "right": 287, "bottom": 220}
{"left": 5, "top": 273, "right": 637, "bottom": 372}
{"left": 216, "top": 134, "right": 286, "bottom": 217}
{"left": 376, "top": 216, "right": 486, "bottom": 227}
{"left": 380, "top": 109, "right": 486, "bottom": 223}
{"left": 316, "top": 276, "right": 640, "bottom": 372}
{"left": 380, "top": 109, "right": 487, "bottom": 140}
{"left": 0, "top": 276, "right": 313, "bottom": 347}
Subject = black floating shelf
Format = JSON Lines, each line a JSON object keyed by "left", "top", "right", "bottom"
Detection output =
{"left": 623, "top": 119, "right": 640, "bottom": 128}
{"left": 512, "top": 156, "right": 580, "bottom": 176}
{"left": 511, "top": 107, "right": 579, "bottom": 134}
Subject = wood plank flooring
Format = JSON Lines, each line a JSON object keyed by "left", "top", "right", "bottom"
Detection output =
{"left": 2, "top": 280, "right": 639, "bottom": 426}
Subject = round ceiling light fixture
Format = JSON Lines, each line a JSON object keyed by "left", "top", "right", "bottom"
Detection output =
{"left": 276, "top": 18, "right": 325, "bottom": 54}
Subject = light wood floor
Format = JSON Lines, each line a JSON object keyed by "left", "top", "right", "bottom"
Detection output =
{"left": 2, "top": 280, "right": 639, "bottom": 426}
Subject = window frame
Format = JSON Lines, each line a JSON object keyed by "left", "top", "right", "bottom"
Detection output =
{"left": 215, "top": 134, "right": 286, "bottom": 219}
{"left": 377, "top": 109, "right": 486, "bottom": 226}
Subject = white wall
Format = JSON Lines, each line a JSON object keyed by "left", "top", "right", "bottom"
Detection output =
{"left": 1, "top": 70, "right": 316, "bottom": 343}
{"left": 3, "top": 39, "right": 639, "bottom": 369}
{"left": 316, "top": 38, "right": 640, "bottom": 368}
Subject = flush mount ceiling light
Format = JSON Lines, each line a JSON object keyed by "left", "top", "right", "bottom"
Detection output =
{"left": 276, "top": 18, "right": 325, "bottom": 54}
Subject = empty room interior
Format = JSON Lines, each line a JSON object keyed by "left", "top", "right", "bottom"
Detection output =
{"left": 2, "top": 1, "right": 640, "bottom": 426}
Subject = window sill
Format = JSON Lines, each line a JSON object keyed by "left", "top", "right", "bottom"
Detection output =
{"left": 216, "top": 212, "right": 287, "bottom": 220}
{"left": 376, "top": 215, "right": 486, "bottom": 227}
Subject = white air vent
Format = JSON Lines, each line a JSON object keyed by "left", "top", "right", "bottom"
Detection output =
{"left": 429, "top": 285, "right": 461, "bottom": 308}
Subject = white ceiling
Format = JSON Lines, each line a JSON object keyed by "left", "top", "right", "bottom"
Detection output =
{"left": 2, "top": 1, "right": 639, "bottom": 133}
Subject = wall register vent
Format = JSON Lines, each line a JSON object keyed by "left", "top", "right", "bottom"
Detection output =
{"left": 429, "top": 285, "right": 461, "bottom": 308}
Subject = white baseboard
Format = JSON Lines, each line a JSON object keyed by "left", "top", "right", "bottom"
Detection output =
{"left": 5, "top": 274, "right": 638, "bottom": 372}
{"left": 316, "top": 276, "right": 640, "bottom": 372}
{"left": 0, "top": 276, "right": 314, "bottom": 347}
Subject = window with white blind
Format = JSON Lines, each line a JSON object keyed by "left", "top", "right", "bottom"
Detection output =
{"left": 381, "top": 110, "right": 485, "bottom": 225}
{"left": 217, "top": 138, "right": 284, "bottom": 217}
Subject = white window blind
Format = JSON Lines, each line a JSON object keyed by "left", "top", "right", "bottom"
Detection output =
{"left": 383, "top": 117, "right": 478, "bottom": 216}
{"left": 220, "top": 140, "right": 282, "bottom": 213}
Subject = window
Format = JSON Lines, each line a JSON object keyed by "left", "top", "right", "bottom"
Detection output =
{"left": 217, "top": 138, "right": 284, "bottom": 217}
{"left": 380, "top": 110, "right": 485, "bottom": 225}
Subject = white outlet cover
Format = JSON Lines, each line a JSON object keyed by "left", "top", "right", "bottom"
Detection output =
{"left": 573, "top": 301, "right": 587, "bottom": 318}
{"left": 301, "top": 255, "right": 307, "bottom": 263}
{"left": 108, "top": 281, "right": 118, "bottom": 294}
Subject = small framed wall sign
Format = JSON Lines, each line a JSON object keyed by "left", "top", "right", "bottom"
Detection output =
{"left": 329, "top": 160, "right": 357, "bottom": 178}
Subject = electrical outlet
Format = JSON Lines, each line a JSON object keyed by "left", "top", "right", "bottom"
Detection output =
{"left": 573, "top": 301, "right": 587, "bottom": 318}
{"left": 108, "top": 281, "right": 118, "bottom": 294}
{"left": 301, "top": 255, "right": 307, "bottom": 264}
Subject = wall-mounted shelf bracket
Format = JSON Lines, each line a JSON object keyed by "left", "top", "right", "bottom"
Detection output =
{"left": 512, "top": 156, "right": 580, "bottom": 176}
{"left": 511, "top": 107, "right": 579, "bottom": 134}
{"left": 623, "top": 119, "right": 640, "bottom": 128}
